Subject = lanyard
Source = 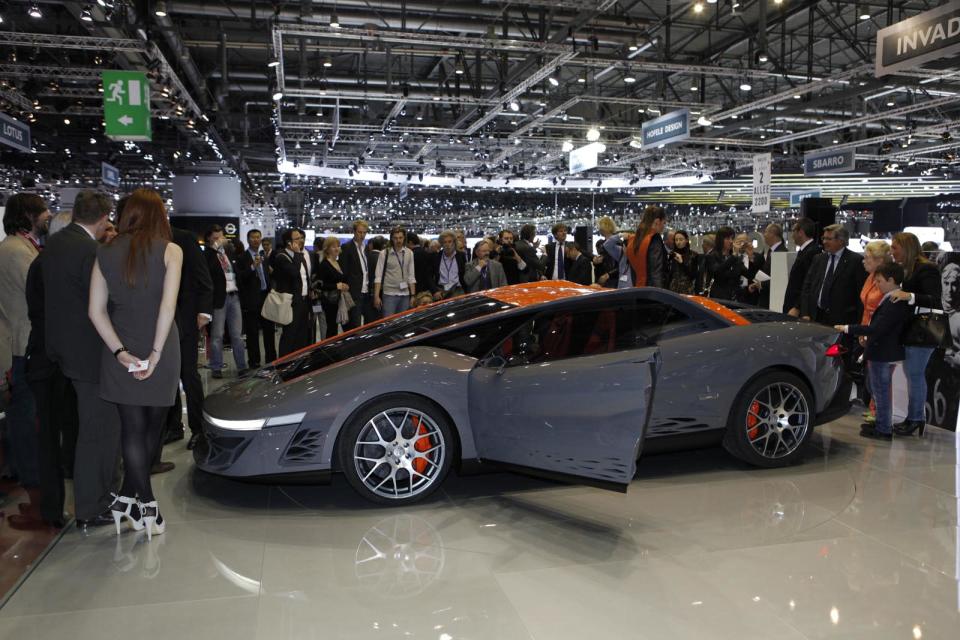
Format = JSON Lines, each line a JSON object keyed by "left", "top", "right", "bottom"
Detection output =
{"left": 357, "top": 242, "right": 367, "bottom": 270}
{"left": 441, "top": 254, "right": 457, "bottom": 282}
{"left": 392, "top": 248, "right": 405, "bottom": 272}
{"left": 18, "top": 232, "right": 41, "bottom": 253}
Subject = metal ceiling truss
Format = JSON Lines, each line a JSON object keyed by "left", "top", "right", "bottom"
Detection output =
{"left": 0, "top": 32, "right": 147, "bottom": 53}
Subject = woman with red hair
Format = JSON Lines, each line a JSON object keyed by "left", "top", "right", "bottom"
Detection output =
{"left": 88, "top": 188, "right": 182, "bottom": 539}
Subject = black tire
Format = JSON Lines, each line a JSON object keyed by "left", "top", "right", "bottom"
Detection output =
{"left": 338, "top": 394, "right": 454, "bottom": 505}
{"left": 723, "top": 371, "right": 814, "bottom": 468}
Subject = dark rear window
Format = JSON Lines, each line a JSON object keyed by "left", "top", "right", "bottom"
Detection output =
{"left": 273, "top": 295, "right": 514, "bottom": 381}
{"left": 713, "top": 300, "right": 796, "bottom": 323}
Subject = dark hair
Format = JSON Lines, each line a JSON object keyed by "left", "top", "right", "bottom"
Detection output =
{"left": 115, "top": 195, "right": 130, "bottom": 226}
{"left": 280, "top": 227, "right": 303, "bottom": 248}
{"left": 72, "top": 190, "right": 112, "bottom": 225}
{"left": 3, "top": 193, "right": 47, "bottom": 235}
{"left": 551, "top": 223, "right": 568, "bottom": 236}
{"left": 389, "top": 226, "right": 407, "bottom": 242}
{"left": 793, "top": 217, "right": 816, "bottom": 240}
{"left": 673, "top": 229, "right": 691, "bottom": 255}
{"left": 876, "top": 261, "right": 905, "bottom": 285}
{"left": 499, "top": 228, "right": 516, "bottom": 243}
{"left": 713, "top": 226, "right": 736, "bottom": 255}
{"left": 247, "top": 228, "right": 262, "bottom": 240}
{"left": 519, "top": 224, "right": 536, "bottom": 241}
{"left": 370, "top": 236, "right": 388, "bottom": 251}
{"left": 407, "top": 232, "right": 421, "bottom": 246}
{"left": 204, "top": 224, "right": 224, "bottom": 243}
{"left": 630, "top": 205, "right": 666, "bottom": 253}
{"left": 565, "top": 241, "right": 582, "bottom": 254}
{"left": 116, "top": 188, "right": 171, "bottom": 286}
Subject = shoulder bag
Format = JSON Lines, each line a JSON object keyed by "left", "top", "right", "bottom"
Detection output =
{"left": 902, "top": 309, "right": 951, "bottom": 348}
{"left": 261, "top": 253, "right": 294, "bottom": 325}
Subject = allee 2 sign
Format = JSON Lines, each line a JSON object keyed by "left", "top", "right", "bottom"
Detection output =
{"left": 876, "top": 1, "right": 960, "bottom": 76}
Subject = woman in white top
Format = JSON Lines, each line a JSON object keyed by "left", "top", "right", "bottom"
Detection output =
{"left": 373, "top": 226, "right": 417, "bottom": 317}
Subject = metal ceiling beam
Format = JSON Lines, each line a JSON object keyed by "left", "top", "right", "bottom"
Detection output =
{"left": 0, "top": 32, "right": 147, "bottom": 53}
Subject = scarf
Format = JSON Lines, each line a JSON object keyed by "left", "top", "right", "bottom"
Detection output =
{"left": 626, "top": 232, "right": 655, "bottom": 287}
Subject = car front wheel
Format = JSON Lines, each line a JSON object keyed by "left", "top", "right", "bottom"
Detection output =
{"left": 338, "top": 394, "right": 453, "bottom": 505}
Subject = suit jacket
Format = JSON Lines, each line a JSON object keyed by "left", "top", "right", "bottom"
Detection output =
{"left": 272, "top": 250, "right": 309, "bottom": 303}
{"left": 412, "top": 246, "right": 435, "bottom": 293}
{"left": 705, "top": 252, "right": 747, "bottom": 301}
{"left": 172, "top": 228, "right": 213, "bottom": 337}
{"left": 847, "top": 295, "right": 912, "bottom": 362}
{"left": 782, "top": 241, "right": 822, "bottom": 314}
{"left": 543, "top": 242, "right": 570, "bottom": 280}
{"left": 801, "top": 248, "right": 866, "bottom": 325}
{"left": 204, "top": 245, "right": 229, "bottom": 309}
{"left": 514, "top": 239, "right": 542, "bottom": 282}
{"left": 463, "top": 259, "right": 508, "bottom": 292}
{"left": 0, "top": 234, "right": 39, "bottom": 365}
{"left": 24, "top": 256, "right": 55, "bottom": 381}
{"left": 236, "top": 247, "right": 271, "bottom": 311}
{"left": 431, "top": 251, "right": 468, "bottom": 293}
{"left": 566, "top": 254, "right": 593, "bottom": 286}
{"left": 757, "top": 242, "right": 787, "bottom": 309}
{"left": 42, "top": 223, "right": 103, "bottom": 383}
{"left": 339, "top": 239, "right": 376, "bottom": 298}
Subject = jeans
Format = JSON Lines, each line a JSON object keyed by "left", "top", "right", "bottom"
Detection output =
{"left": 381, "top": 293, "right": 410, "bottom": 317}
{"left": 6, "top": 356, "right": 38, "bottom": 486}
{"left": 867, "top": 361, "right": 895, "bottom": 434}
{"left": 346, "top": 292, "right": 380, "bottom": 330}
{"left": 210, "top": 293, "right": 247, "bottom": 371}
{"left": 904, "top": 346, "right": 935, "bottom": 422}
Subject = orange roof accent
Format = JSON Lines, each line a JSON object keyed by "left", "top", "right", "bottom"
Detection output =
{"left": 685, "top": 295, "right": 752, "bottom": 326}
{"left": 485, "top": 280, "right": 599, "bottom": 307}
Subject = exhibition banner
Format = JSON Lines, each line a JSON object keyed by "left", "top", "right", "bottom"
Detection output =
{"left": 875, "top": 0, "right": 960, "bottom": 77}
{"left": 803, "top": 148, "right": 856, "bottom": 176}
{"left": 0, "top": 112, "right": 31, "bottom": 153}
{"left": 932, "top": 251, "right": 960, "bottom": 431}
{"left": 790, "top": 190, "right": 821, "bottom": 206}
{"left": 752, "top": 153, "right": 771, "bottom": 214}
{"left": 101, "top": 161, "right": 120, "bottom": 187}
{"left": 641, "top": 109, "right": 689, "bottom": 149}
{"left": 102, "top": 70, "right": 152, "bottom": 141}
{"left": 568, "top": 142, "right": 601, "bottom": 174}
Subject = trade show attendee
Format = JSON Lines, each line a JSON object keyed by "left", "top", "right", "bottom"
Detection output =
{"left": 407, "top": 232, "right": 434, "bottom": 294}
{"left": 563, "top": 242, "right": 593, "bottom": 286}
{"left": 515, "top": 224, "right": 542, "bottom": 282}
{"left": 667, "top": 230, "right": 697, "bottom": 295}
{"left": 496, "top": 229, "right": 528, "bottom": 285}
{"left": 455, "top": 229, "right": 469, "bottom": 262}
{"left": 273, "top": 228, "right": 313, "bottom": 356}
{"left": 203, "top": 225, "right": 248, "bottom": 379}
{"left": 752, "top": 223, "right": 786, "bottom": 309}
{"left": 340, "top": 220, "right": 377, "bottom": 330}
{"left": 236, "top": 229, "right": 276, "bottom": 368}
{"left": 857, "top": 240, "right": 893, "bottom": 428}
{"left": 783, "top": 217, "right": 821, "bottom": 316}
{"left": 43, "top": 189, "right": 120, "bottom": 530}
{"left": 0, "top": 193, "right": 49, "bottom": 496}
{"left": 734, "top": 232, "right": 762, "bottom": 305}
{"left": 543, "top": 223, "right": 569, "bottom": 280}
{"left": 316, "top": 236, "right": 349, "bottom": 338}
{"left": 705, "top": 226, "right": 747, "bottom": 300}
{"left": 261, "top": 238, "right": 274, "bottom": 276}
{"left": 373, "top": 226, "right": 417, "bottom": 316}
{"left": 464, "top": 239, "right": 507, "bottom": 292}
{"left": 431, "top": 229, "right": 468, "bottom": 300}
{"left": 102, "top": 220, "right": 119, "bottom": 243}
{"left": 890, "top": 231, "right": 943, "bottom": 437}
{"left": 602, "top": 220, "right": 634, "bottom": 289}
{"left": 695, "top": 234, "right": 715, "bottom": 295}
{"left": 626, "top": 205, "right": 668, "bottom": 288}
{"left": 593, "top": 217, "right": 618, "bottom": 288}
{"left": 800, "top": 224, "right": 865, "bottom": 327}
{"left": 835, "top": 261, "right": 912, "bottom": 441}
{"left": 664, "top": 228, "right": 676, "bottom": 252}
{"left": 88, "top": 188, "right": 182, "bottom": 538}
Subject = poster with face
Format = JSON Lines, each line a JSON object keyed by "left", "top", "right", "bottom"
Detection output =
{"left": 926, "top": 251, "right": 960, "bottom": 430}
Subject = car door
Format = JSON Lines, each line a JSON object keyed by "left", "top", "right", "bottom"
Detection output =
{"left": 467, "top": 303, "right": 661, "bottom": 490}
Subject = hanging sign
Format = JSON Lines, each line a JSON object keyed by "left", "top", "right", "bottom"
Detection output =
{"left": 641, "top": 109, "right": 689, "bottom": 149}
{"left": 0, "top": 112, "right": 31, "bottom": 153}
{"left": 102, "top": 70, "right": 152, "bottom": 141}
{"left": 101, "top": 161, "right": 120, "bottom": 187}
{"left": 875, "top": 1, "right": 960, "bottom": 77}
{"left": 789, "top": 190, "right": 821, "bottom": 206}
{"left": 752, "top": 153, "right": 771, "bottom": 214}
{"left": 803, "top": 148, "right": 856, "bottom": 175}
{"left": 568, "top": 142, "right": 602, "bottom": 174}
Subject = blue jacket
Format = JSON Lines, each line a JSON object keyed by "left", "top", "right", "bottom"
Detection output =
{"left": 846, "top": 294, "right": 913, "bottom": 362}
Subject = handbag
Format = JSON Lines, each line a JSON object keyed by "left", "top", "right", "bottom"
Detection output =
{"left": 321, "top": 289, "right": 340, "bottom": 305}
{"left": 902, "top": 310, "right": 951, "bottom": 348}
{"left": 261, "top": 289, "right": 293, "bottom": 326}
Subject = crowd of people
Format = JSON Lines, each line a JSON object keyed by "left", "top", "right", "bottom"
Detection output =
{"left": 0, "top": 194, "right": 946, "bottom": 536}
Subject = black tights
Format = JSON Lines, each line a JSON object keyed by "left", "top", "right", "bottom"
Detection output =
{"left": 116, "top": 404, "right": 168, "bottom": 502}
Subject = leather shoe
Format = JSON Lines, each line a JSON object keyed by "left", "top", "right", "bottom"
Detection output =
{"left": 76, "top": 511, "right": 115, "bottom": 529}
{"left": 237, "top": 368, "right": 250, "bottom": 377}
{"left": 150, "top": 461, "right": 176, "bottom": 474}
{"left": 164, "top": 428, "right": 185, "bottom": 444}
{"left": 186, "top": 432, "right": 202, "bottom": 450}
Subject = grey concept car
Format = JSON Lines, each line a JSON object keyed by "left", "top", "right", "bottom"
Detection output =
{"left": 196, "top": 282, "right": 851, "bottom": 504}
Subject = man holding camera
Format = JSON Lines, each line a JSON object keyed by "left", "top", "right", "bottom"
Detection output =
{"left": 495, "top": 229, "right": 529, "bottom": 285}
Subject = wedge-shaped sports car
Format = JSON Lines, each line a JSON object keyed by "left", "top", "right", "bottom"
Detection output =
{"left": 196, "top": 282, "right": 851, "bottom": 504}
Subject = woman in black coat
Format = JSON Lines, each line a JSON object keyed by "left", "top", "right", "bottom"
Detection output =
{"left": 705, "top": 226, "right": 747, "bottom": 301}
{"left": 667, "top": 230, "right": 698, "bottom": 295}
{"left": 316, "top": 236, "right": 349, "bottom": 340}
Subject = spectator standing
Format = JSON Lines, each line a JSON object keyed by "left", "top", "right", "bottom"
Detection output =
{"left": 695, "top": 234, "right": 715, "bottom": 295}
{"left": 783, "top": 218, "right": 821, "bottom": 316}
{"left": 800, "top": 224, "right": 865, "bottom": 326}
{"left": 667, "top": 230, "right": 697, "bottom": 295}
{"left": 43, "top": 190, "right": 120, "bottom": 529}
{"left": 408, "top": 232, "right": 434, "bottom": 294}
{"left": 203, "top": 226, "right": 247, "bottom": 378}
{"left": 593, "top": 217, "right": 619, "bottom": 288}
{"left": 431, "top": 230, "right": 468, "bottom": 300}
{"left": 0, "top": 194, "right": 49, "bottom": 495}
{"left": 496, "top": 229, "right": 528, "bottom": 285}
{"left": 374, "top": 226, "right": 417, "bottom": 316}
{"left": 705, "top": 227, "right": 747, "bottom": 300}
{"left": 88, "top": 188, "right": 182, "bottom": 538}
{"left": 753, "top": 223, "right": 786, "bottom": 309}
{"left": 857, "top": 240, "right": 892, "bottom": 428}
{"left": 236, "top": 229, "right": 276, "bottom": 368}
{"left": 734, "top": 233, "right": 762, "bottom": 305}
{"left": 339, "top": 220, "right": 377, "bottom": 330}
{"left": 889, "top": 231, "right": 943, "bottom": 437}
{"left": 273, "top": 228, "right": 313, "bottom": 356}
{"left": 602, "top": 221, "right": 634, "bottom": 289}
{"left": 316, "top": 236, "right": 349, "bottom": 339}
{"left": 515, "top": 225, "right": 542, "bottom": 282}
{"left": 626, "top": 205, "right": 668, "bottom": 288}
{"left": 464, "top": 239, "right": 507, "bottom": 292}
{"left": 543, "top": 223, "right": 570, "bottom": 280}
{"left": 564, "top": 243, "right": 594, "bottom": 286}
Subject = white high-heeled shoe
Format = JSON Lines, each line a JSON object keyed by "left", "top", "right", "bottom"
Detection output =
{"left": 109, "top": 494, "right": 144, "bottom": 535}
{"left": 139, "top": 500, "right": 165, "bottom": 541}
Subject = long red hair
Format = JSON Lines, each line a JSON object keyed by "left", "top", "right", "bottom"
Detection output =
{"left": 117, "top": 188, "right": 171, "bottom": 286}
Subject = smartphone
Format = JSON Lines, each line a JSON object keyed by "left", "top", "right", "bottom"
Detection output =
{"left": 127, "top": 360, "right": 149, "bottom": 373}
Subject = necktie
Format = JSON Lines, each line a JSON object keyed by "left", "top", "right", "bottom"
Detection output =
{"left": 558, "top": 245, "right": 565, "bottom": 279}
{"left": 819, "top": 254, "right": 837, "bottom": 310}
{"left": 255, "top": 253, "right": 266, "bottom": 290}
{"left": 217, "top": 250, "right": 230, "bottom": 273}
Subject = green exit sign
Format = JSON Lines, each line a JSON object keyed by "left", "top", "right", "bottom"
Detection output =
{"left": 102, "top": 70, "right": 152, "bottom": 141}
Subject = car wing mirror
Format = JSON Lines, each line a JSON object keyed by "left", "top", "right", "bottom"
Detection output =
{"left": 484, "top": 353, "right": 508, "bottom": 375}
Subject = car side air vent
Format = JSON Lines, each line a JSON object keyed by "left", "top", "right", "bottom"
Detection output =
{"left": 204, "top": 434, "right": 252, "bottom": 470}
{"left": 281, "top": 428, "right": 327, "bottom": 465}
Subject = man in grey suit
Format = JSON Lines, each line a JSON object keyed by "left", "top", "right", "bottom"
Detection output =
{"left": 464, "top": 239, "right": 508, "bottom": 292}
{"left": 42, "top": 190, "right": 119, "bottom": 529}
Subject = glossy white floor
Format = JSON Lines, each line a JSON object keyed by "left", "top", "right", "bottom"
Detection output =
{"left": 0, "top": 413, "right": 956, "bottom": 640}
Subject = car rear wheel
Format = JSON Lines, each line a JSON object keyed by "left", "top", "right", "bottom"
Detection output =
{"left": 339, "top": 394, "right": 453, "bottom": 505}
{"left": 723, "top": 372, "right": 814, "bottom": 468}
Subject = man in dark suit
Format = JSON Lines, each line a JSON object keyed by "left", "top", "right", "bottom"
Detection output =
{"left": 42, "top": 190, "right": 119, "bottom": 529}
{"left": 407, "top": 232, "right": 435, "bottom": 294}
{"left": 563, "top": 242, "right": 594, "bottom": 286}
{"left": 751, "top": 223, "right": 787, "bottom": 310}
{"left": 801, "top": 223, "right": 866, "bottom": 327}
{"left": 273, "top": 228, "right": 313, "bottom": 356}
{"left": 543, "top": 223, "right": 571, "bottom": 280}
{"left": 339, "top": 220, "right": 378, "bottom": 330}
{"left": 431, "top": 230, "right": 469, "bottom": 299}
{"left": 236, "top": 229, "right": 276, "bottom": 368}
{"left": 783, "top": 217, "right": 822, "bottom": 316}
{"left": 515, "top": 224, "right": 543, "bottom": 283}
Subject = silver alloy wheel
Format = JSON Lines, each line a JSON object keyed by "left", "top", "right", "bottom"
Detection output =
{"left": 744, "top": 382, "right": 810, "bottom": 459}
{"left": 353, "top": 407, "right": 446, "bottom": 500}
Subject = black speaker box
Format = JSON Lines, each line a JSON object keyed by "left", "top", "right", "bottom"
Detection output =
{"left": 801, "top": 198, "right": 836, "bottom": 238}
{"left": 574, "top": 225, "right": 592, "bottom": 255}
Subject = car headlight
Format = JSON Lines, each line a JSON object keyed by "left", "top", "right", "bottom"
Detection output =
{"left": 203, "top": 412, "right": 305, "bottom": 431}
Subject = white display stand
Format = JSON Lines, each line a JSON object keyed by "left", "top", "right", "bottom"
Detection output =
{"left": 768, "top": 251, "right": 796, "bottom": 312}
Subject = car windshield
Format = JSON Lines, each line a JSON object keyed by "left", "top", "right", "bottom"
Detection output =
{"left": 273, "top": 295, "right": 515, "bottom": 381}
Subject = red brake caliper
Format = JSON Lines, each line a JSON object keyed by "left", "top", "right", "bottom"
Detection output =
{"left": 411, "top": 416, "right": 430, "bottom": 474}
{"left": 747, "top": 400, "right": 761, "bottom": 440}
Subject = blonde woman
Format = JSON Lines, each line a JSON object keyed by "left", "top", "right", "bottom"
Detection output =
{"left": 317, "top": 236, "right": 349, "bottom": 339}
{"left": 858, "top": 240, "right": 892, "bottom": 427}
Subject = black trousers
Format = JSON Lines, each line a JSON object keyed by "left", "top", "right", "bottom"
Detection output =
{"left": 344, "top": 292, "right": 380, "bottom": 331}
{"left": 29, "top": 367, "right": 77, "bottom": 522}
{"left": 279, "top": 296, "right": 313, "bottom": 356}
{"left": 70, "top": 379, "right": 121, "bottom": 520}
{"left": 243, "top": 292, "right": 277, "bottom": 367}
{"left": 321, "top": 298, "right": 339, "bottom": 339}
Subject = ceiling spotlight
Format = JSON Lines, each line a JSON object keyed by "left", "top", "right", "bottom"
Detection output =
{"left": 548, "top": 69, "right": 560, "bottom": 86}
{"left": 624, "top": 75, "right": 636, "bottom": 84}
{"left": 267, "top": 57, "right": 280, "bottom": 68}
{"left": 586, "top": 126, "right": 601, "bottom": 142}
{"left": 578, "top": 71, "right": 587, "bottom": 84}
{"left": 628, "top": 39, "right": 639, "bottom": 52}
{"left": 455, "top": 58, "right": 465, "bottom": 75}
{"left": 562, "top": 140, "right": 574, "bottom": 152}
{"left": 329, "top": 13, "right": 340, "bottom": 28}
{"left": 690, "top": 84, "right": 698, "bottom": 92}
{"left": 793, "top": 93, "right": 801, "bottom": 99}
{"left": 154, "top": 0, "right": 167, "bottom": 17}
{"left": 508, "top": 100, "right": 520, "bottom": 112}
{"left": 697, "top": 115, "right": 713, "bottom": 126}
{"left": 859, "top": 11, "right": 870, "bottom": 20}
{"left": 739, "top": 81, "right": 752, "bottom": 91}
{"left": 693, "top": 2, "right": 704, "bottom": 14}
{"left": 63, "top": 117, "right": 71, "bottom": 125}
{"left": 773, "top": 0, "right": 783, "bottom": 4}
{"left": 81, "top": 5, "right": 94, "bottom": 21}
{"left": 28, "top": 4, "right": 42, "bottom": 18}
{"left": 322, "top": 56, "right": 333, "bottom": 68}
{"left": 757, "top": 51, "right": 769, "bottom": 64}
{"left": 272, "top": 89, "right": 283, "bottom": 101}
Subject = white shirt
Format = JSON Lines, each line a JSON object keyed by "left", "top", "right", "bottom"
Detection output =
{"left": 286, "top": 248, "right": 309, "bottom": 297}
{"left": 797, "top": 238, "right": 813, "bottom": 252}
{"left": 439, "top": 252, "right": 460, "bottom": 291}
{"left": 78, "top": 223, "right": 98, "bottom": 241}
{"left": 375, "top": 246, "right": 416, "bottom": 296}
{"left": 355, "top": 241, "right": 369, "bottom": 294}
